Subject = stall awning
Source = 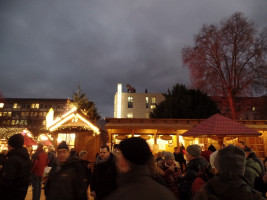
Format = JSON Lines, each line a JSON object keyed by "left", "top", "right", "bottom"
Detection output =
{"left": 182, "top": 113, "right": 261, "bottom": 137}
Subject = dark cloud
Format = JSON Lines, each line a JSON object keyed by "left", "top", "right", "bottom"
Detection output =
{"left": 0, "top": 0, "right": 266, "bottom": 118}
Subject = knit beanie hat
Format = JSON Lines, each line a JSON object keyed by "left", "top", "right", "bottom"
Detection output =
{"left": 8, "top": 133, "right": 24, "bottom": 149}
{"left": 186, "top": 144, "right": 201, "bottom": 157}
{"left": 57, "top": 141, "right": 69, "bottom": 151}
{"left": 209, "top": 151, "right": 218, "bottom": 168}
{"left": 118, "top": 137, "right": 153, "bottom": 165}
{"left": 164, "top": 151, "right": 174, "bottom": 160}
{"left": 214, "top": 145, "right": 245, "bottom": 176}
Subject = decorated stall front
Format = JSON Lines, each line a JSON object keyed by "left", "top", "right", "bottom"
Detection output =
{"left": 182, "top": 114, "right": 264, "bottom": 157}
{"left": 46, "top": 106, "right": 104, "bottom": 162}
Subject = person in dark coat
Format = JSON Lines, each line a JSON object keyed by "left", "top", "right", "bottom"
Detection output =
{"left": 79, "top": 150, "right": 92, "bottom": 188}
{"left": 173, "top": 146, "right": 186, "bottom": 173}
{"left": 44, "top": 141, "right": 87, "bottom": 200}
{"left": 194, "top": 145, "right": 265, "bottom": 200}
{"left": 90, "top": 145, "right": 117, "bottom": 200}
{"left": 106, "top": 137, "right": 177, "bottom": 200}
{"left": 177, "top": 144, "right": 210, "bottom": 200}
{"left": 0, "top": 133, "right": 31, "bottom": 200}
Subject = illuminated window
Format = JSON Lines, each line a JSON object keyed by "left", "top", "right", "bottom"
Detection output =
{"left": 31, "top": 103, "right": 39, "bottom": 109}
{"left": 0, "top": 112, "right": 2, "bottom": 116}
{"left": 11, "top": 120, "right": 15, "bottom": 125}
{"left": 13, "top": 103, "right": 18, "bottom": 108}
{"left": 42, "top": 120, "right": 46, "bottom": 125}
{"left": 8, "top": 112, "right": 11, "bottom": 117}
{"left": 57, "top": 133, "right": 76, "bottom": 149}
{"left": 127, "top": 113, "right": 133, "bottom": 118}
{"left": 21, "top": 112, "right": 26, "bottom": 116}
{"left": 151, "top": 97, "right": 156, "bottom": 109}
{"left": 145, "top": 97, "right": 149, "bottom": 108}
{"left": 3, "top": 112, "right": 7, "bottom": 116}
{"left": 20, "top": 120, "right": 25, "bottom": 125}
{"left": 146, "top": 113, "right": 150, "bottom": 118}
{"left": 0, "top": 103, "right": 4, "bottom": 108}
{"left": 15, "top": 120, "right": 19, "bottom": 125}
{"left": 150, "top": 105, "right": 156, "bottom": 109}
{"left": 128, "top": 96, "right": 133, "bottom": 108}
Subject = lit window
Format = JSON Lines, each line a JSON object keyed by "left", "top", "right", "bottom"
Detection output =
{"left": 20, "top": 120, "right": 24, "bottom": 125}
{"left": 31, "top": 103, "right": 40, "bottom": 109}
{"left": 146, "top": 113, "right": 150, "bottom": 118}
{"left": 128, "top": 96, "right": 133, "bottom": 108}
{"left": 21, "top": 112, "right": 26, "bottom": 117}
{"left": 8, "top": 112, "right": 12, "bottom": 117}
{"left": 252, "top": 107, "right": 256, "bottom": 111}
{"left": 145, "top": 97, "right": 149, "bottom": 108}
{"left": 151, "top": 97, "right": 156, "bottom": 109}
{"left": 11, "top": 120, "right": 15, "bottom": 125}
{"left": 151, "top": 105, "right": 156, "bottom": 109}
{"left": 42, "top": 120, "right": 46, "bottom": 125}
{"left": 0, "top": 103, "right": 4, "bottom": 108}
{"left": 127, "top": 113, "right": 133, "bottom": 118}
{"left": 0, "top": 112, "right": 2, "bottom": 116}
{"left": 13, "top": 103, "right": 18, "bottom": 108}
{"left": 57, "top": 133, "right": 76, "bottom": 149}
{"left": 3, "top": 112, "right": 7, "bottom": 116}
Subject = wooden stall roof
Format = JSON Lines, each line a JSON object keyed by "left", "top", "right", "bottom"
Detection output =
{"left": 105, "top": 117, "right": 267, "bottom": 135}
{"left": 182, "top": 114, "right": 262, "bottom": 137}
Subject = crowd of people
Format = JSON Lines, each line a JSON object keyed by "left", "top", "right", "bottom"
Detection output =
{"left": 1, "top": 133, "right": 267, "bottom": 200}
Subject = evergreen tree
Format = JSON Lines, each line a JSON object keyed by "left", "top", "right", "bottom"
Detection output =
{"left": 72, "top": 86, "right": 101, "bottom": 122}
{"left": 150, "top": 84, "right": 219, "bottom": 119}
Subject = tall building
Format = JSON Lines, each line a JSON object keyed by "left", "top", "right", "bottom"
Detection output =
{"left": 0, "top": 98, "right": 68, "bottom": 129}
{"left": 114, "top": 83, "right": 165, "bottom": 118}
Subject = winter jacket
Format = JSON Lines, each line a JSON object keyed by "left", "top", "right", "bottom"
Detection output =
{"left": 44, "top": 156, "right": 87, "bottom": 200}
{"left": 177, "top": 157, "right": 210, "bottom": 200}
{"left": 31, "top": 150, "right": 48, "bottom": 176}
{"left": 90, "top": 153, "right": 117, "bottom": 200}
{"left": 193, "top": 175, "right": 266, "bottom": 200}
{"left": 157, "top": 160, "right": 181, "bottom": 197}
{"left": 0, "top": 147, "right": 31, "bottom": 200}
{"left": 80, "top": 159, "right": 92, "bottom": 187}
{"left": 105, "top": 165, "right": 178, "bottom": 200}
{"left": 244, "top": 158, "right": 262, "bottom": 187}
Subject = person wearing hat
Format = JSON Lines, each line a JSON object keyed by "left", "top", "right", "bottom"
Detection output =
{"left": 194, "top": 145, "right": 265, "bottom": 200}
{"left": 177, "top": 144, "right": 210, "bottom": 200}
{"left": 157, "top": 151, "right": 181, "bottom": 197}
{"left": 106, "top": 137, "right": 177, "bottom": 200}
{"left": 0, "top": 133, "right": 31, "bottom": 200}
{"left": 44, "top": 141, "right": 87, "bottom": 200}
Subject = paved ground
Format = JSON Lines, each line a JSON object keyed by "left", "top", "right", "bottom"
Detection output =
{"left": 25, "top": 186, "right": 94, "bottom": 200}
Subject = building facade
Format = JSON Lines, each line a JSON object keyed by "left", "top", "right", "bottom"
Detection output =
{"left": 114, "top": 83, "right": 267, "bottom": 120}
{"left": 114, "top": 83, "right": 165, "bottom": 118}
{"left": 0, "top": 98, "right": 68, "bottom": 131}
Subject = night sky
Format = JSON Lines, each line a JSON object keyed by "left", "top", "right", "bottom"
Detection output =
{"left": 0, "top": 0, "right": 266, "bottom": 118}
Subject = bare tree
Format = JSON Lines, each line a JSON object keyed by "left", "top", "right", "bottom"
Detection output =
{"left": 182, "top": 12, "right": 267, "bottom": 119}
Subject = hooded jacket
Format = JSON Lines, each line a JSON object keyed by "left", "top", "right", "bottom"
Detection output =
{"left": 0, "top": 147, "right": 31, "bottom": 200}
{"left": 194, "top": 175, "right": 265, "bottom": 200}
{"left": 244, "top": 158, "right": 262, "bottom": 187}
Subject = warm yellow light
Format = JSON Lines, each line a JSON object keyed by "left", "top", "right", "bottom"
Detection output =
{"left": 49, "top": 114, "right": 75, "bottom": 131}
{"left": 76, "top": 114, "right": 100, "bottom": 135}
{"left": 47, "top": 106, "right": 77, "bottom": 129}
{"left": 40, "top": 135, "right": 48, "bottom": 141}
